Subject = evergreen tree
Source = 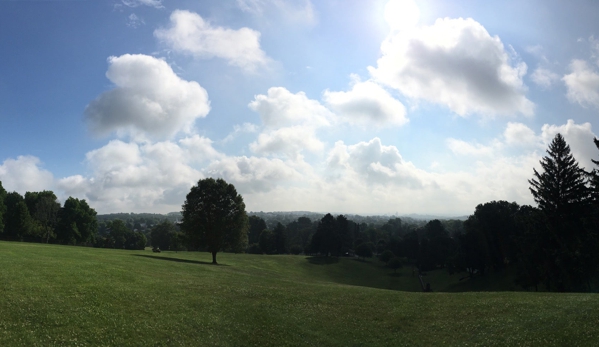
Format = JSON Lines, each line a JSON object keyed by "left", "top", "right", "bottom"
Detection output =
{"left": 527, "top": 133, "right": 596, "bottom": 291}
{"left": 529, "top": 133, "right": 589, "bottom": 217}
{"left": 590, "top": 137, "right": 599, "bottom": 204}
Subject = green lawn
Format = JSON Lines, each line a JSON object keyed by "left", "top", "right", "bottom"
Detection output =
{"left": 1, "top": 241, "right": 598, "bottom": 346}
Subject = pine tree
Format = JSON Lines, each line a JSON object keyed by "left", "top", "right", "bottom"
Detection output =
{"left": 529, "top": 133, "right": 589, "bottom": 218}
{"left": 527, "top": 133, "right": 595, "bottom": 291}
{"left": 590, "top": 138, "right": 599, "bottom": 204}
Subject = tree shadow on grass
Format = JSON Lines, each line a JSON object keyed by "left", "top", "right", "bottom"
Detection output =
{"left": 132, "top": 254, "right": 229, "bottom": 266}
{"left": 306, "top": 256, "right": 339, "bottom": 265}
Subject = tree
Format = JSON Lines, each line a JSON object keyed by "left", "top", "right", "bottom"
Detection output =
{"left": 180, "top": 178, "right": 248, "bottom": 264}
{"left": 336, "top": 215, "right": 352, "bottom": 255}
{"left": 379, "top": 249, "right": 394, "bottom": 265}
{"left": 0, "top": 181, "right": 6, "bottom": 235}
{"left": 56, "top": 197, "right": 97, "bottom": 245}
{"left": 25, "top": 191, "right": 60, "bottom": 243}
{"left": 150, "top": 220, "right": 177, "bottom": 250}
{"left": 528, "top": 134, "right": 596, "bottom": 291}
{"left": 248, "top": 215, "right": 267, "bottom": 245}
{"left": 273, "top": 222, "right": 287, "bottom": 254}
{"left": 388, "top": 257, "right": 404, "bottom": 273}
{"left": 107, "top": 219, "right": 129, "bottom": 249}
{"left": 310, "top": 213, "right": 339, "bottom": 256}
{"left": 259, "top": 229, "right": 275, "bottom": 254}
{"left": 591, "top": 138, "right": 599, "bottom": 201}
{"left": 418, "top": 220, "right": 453, "bottom": 271}
{"left": 529, "top": 133, "right": 589, "bottom": 218}
{"left": 462, "top": 201, "right": 520, "bottom": 272}
{"left": 2, "top": 192, "right": 34, "bottom": 241}
{"left": 355, "top": 242, "right": 373, "bottom": 261}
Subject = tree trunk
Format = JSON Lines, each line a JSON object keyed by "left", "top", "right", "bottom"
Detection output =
{"left": 211, "top": 251, "right": 218, "bottom": 265}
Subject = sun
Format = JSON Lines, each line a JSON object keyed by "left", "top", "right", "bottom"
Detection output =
{"left": 384, "top": 0, "right": 420, "bottom": 31}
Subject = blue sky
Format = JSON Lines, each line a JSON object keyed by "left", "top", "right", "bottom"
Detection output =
{"left": 1, "top": 0, "right": 599, "bottom": 215}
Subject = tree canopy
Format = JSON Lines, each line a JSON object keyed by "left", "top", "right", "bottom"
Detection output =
{"left": 529, "top": 133, "right": 589, "bottom": 217}
{"left": 181, "top": 178, "right": 248, "bottom": 264}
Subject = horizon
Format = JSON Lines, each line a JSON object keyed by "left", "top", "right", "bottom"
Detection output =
{"left": 1, "top": 0, "right": 599, "bottom": 215}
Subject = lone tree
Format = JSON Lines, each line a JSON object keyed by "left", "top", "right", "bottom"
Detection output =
{"left": 181, "top": 178, "right": 248, "bottom": 264}
{"left": 529, "top": 133, "right": 589, "bottom": 217}
{"left": 528, "top": 133, "right": 595, "bottom": 291}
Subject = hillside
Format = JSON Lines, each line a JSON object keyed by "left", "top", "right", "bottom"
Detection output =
{"left": 1, "top": 241, "right": 598, "bottom": 346}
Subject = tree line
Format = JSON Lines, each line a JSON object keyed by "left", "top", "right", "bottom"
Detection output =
{"left": 177, "top": 133, "right": 599, "bottom": 292}
{"left": 2, "top": 133, "right": 598, "bottom": 291}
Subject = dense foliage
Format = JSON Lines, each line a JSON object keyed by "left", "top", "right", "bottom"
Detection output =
{"left": 181, "top": 178, "right": 249, "bottom": 264}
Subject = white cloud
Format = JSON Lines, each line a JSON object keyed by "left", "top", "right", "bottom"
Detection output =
{"left": 563, "top": 59, "right": 599, "bottom": 108}
{"left": 249, "top": 87, "right": 333, "bottom": 129}
{"left": 323, "top": 79, "right": 408, "bottom": 127}
{"left": 250, "top": 126, "right": 324, "bottom": 160}
{"left": 206, "top": 156, "right": 302, "bottom": 194}
{"left": 121, "top": 0, "right": 163, "bottom": 9}
{"left": 237, "top": 0, "right": 316, "bottom": 25}
{"left": 0, "top": 156, "right": 54, "bottom": 194}
{"left": 531, "top": 67, "right": 559, "bottom": 88}
{"left": 247, "top": 87, "right": 332, "bottom": 160}
{"left": 328, "top": 137, "right": 427, "bottom": 188}
{"left": 84, "top": 54, "right": 210, "bottom": 140}
{"left": 127, "top": 13, "right": 145, "bottom": 28}
{"left": 179, "top": 135, "right": 223, "bottom": 163}
{"left": 504, "top": 122, "right": 540, "bottom": 147}
{"left": 541, "top": 119, "right": 598, "bottom": 170}
{"left": 154, "top": 10, "right": 271, "bottom": 73}
{"left": 369, "top": 17, "right": 534, "bottom": 117}
{"left": 59, "top": 139, "right": 206, "bottom": 213}
{"left": 446, "top": 138, "right": 497, "bottom": 156}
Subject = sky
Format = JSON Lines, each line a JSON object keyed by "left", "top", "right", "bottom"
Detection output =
{"left": 1, "top": 0, "right": 599, "bottom": 216}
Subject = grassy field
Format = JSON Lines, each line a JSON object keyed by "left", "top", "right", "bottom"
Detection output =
{"left": 1, "top": 241, "right": 598, "bottom": 346}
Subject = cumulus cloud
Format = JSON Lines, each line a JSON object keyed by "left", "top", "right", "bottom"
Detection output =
{"left": 154, "top": 10, "right": 271, "bottom": 73}
{"left": 0, "top": 156, "right": 54, "bottom": 194}
{"left": 56, "top": 138, "right": 224, "bottom": 213}
{"left": 247, "top": 87, "right": 333, "bottom": 160}
{"left": 323, "top": 79, "right": 408, "bottom": 127}
{"left": 327, "top": 138, "right": 427, "bottom": 188}
{"left": 369, "top": 17, "right": 534, "bottom": 117}
{"left": 541, "top": 119, "right": 598, "bottom": 170}
{"left": 179, "top": 135, "right": 223, "bottom": 163}
{"left": 250, "top": 126, "right": 324, "bottom": 160}
{"left": 121, "top": 0, "right": 163, "bottom": 8}
{"left": 206, "top": 156, "right": 302, "bottom": 194}
{"left": 237, "top": 0, "right": 316, "bottom": 25}
{"left": 563, "top": 59, "right": 599, "bottom": 108}
{"left": 249, "top": 87, "right": 333, "bottom": 129}
{"left": 531, "top": 67, "right": 559, "bottom": 89}
{"left": 84, "top": 54, "right": 210, "bottom": 139}
{"left": 504, "top": 122, "right": 540, "bottom": 147}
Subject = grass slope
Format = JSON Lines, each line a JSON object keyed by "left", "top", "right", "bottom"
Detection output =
{"left": 1, "top": 241, "right": 598, "bottom": 346}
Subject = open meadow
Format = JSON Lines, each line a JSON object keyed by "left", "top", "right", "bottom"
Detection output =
{"left": 1, "top": 241, "right": 598, "bottom": 346}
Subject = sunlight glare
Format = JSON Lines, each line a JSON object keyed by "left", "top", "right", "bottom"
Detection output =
{"left": 384, "top": 0, "right": 420, "bottom": 31}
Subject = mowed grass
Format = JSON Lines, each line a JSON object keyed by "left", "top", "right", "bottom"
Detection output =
{"left": 1, "top": 241, "right": 598, "bottom": 346}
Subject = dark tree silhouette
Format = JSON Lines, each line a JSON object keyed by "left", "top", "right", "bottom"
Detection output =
{"left": 56, "top": 197, "right": 97, "bottom": 245}
{"left": 150, "top": 220, "right": 177, "bottom": 250}
{"left": 0, "top": 181, "right": 6, "bottom": 235}
{"left": 181, "top": 178, "right": 248, "bottom": 264}
{"left": 248, "top": 215, "right": 267, "bottom": 245}
{"left": 529, "top": 133, "right": 589, "bottom": 217}
{"left": 527, "top": 134, "right": 596, "bottom": 291}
